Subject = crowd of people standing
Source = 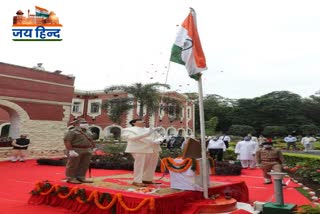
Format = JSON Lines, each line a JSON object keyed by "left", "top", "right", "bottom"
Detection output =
{"left": 203, "top": 132, "right": 318, "bottom": 184}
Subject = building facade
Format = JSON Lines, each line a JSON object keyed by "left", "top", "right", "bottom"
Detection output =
{"left": 0, "top": 62, "right": 195, "bottom": 159}
{"left": 0, "top": 62, "right": 75, "bottom": 159}
{"left": 69, "top": 90, "right": 195, "bottom": 141}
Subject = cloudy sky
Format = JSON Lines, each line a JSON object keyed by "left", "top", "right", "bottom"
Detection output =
{"left": 1, "top": 0, "right": 320, "bottom": 99}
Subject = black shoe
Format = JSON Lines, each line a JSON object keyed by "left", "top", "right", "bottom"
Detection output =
{"left": 142, "top": 180, "right": 161, "bottom": 184}
{"left": 264, "top": 181, "right": 272, "bottom": 184}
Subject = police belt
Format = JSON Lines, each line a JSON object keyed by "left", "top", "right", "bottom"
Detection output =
{"left": 72, "top": 145, "right": 92, "bottom": 148}
{"left": 261, "top": 158, "right": 279, "bottom": 162}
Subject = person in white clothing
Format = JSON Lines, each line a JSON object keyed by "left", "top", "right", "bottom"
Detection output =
{"left": 122, "top": 119, "right": 164, "bottom": 187}
{"left": 207, "top": 136, "right": 226, "bottom": 161}
{"left": 284, "top": 134, "right": 297, "bottom": 150}
{"left": 235, "top": 136, "right": 257, "bottom": 169}
{"left": 219, "top": 133, "right": 231, "bottom": 149}
{"left": 301, "top": 135, "right": 316, "bottom": 152}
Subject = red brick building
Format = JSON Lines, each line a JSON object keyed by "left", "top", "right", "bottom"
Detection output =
{"left": 0, "top": 62, "right": 195, "bottom": 158}
{"left": 69, "top": 90, "right": 195, "bottom": 140}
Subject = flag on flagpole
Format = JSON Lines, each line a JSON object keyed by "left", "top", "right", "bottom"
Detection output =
{"left": 170, "top": 11, "right": 207, "bottom": 80}
{"left": 35, "top": 6, "right": 49, "bottom": 18}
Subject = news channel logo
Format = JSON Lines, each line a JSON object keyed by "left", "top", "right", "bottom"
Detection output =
{"left": 12, "top": 6, "right": 63, "bottom": 41}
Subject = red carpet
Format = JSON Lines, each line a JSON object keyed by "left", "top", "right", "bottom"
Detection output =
{"left": 0, "top": 160, "right": 312, "bottom": 214}
{"left": 212, "top": 168, "right": 311, "bottom": 206}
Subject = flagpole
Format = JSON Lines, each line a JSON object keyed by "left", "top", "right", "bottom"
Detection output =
{"left": 189, "top": 7, "right": 209, "bottom": 199}
{"left": 197, "top": 74, "right": 209, "bottom": 199}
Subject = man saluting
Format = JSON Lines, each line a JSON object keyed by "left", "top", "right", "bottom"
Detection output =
{"left": 122, "top": 119, "right": 164, "bottom": 187}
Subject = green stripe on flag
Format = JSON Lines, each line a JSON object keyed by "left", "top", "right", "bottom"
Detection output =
{"left": 190, "top": 73, "right": 201, "bottom": 81}
{"left": 170, "top": 44, "right": 185, "bottom": 65}
{"left": 36, "top": 12, "right": 49, "bottom": 18}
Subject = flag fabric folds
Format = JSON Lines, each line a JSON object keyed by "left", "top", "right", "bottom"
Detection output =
{"left": 170, "top": 11, "right": 207, "bottom": 80}
{"left": 35, "top": 6, "right": 49, "bottom": 18}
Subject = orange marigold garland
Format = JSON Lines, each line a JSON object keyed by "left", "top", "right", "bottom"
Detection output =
{"left": 118, "top": 194, "right": 155, "bottom": 211}
{"left": 93, "top": 192, "right": 118, "bottom": 210}
{"left": 58, "top": 187, "right": 78, "bottom": 199}
{"left": 31, "top": 181, "right": 155, "bottom": 212}
{"left": 161, "top": 157, "right": 194, "bottom": 173}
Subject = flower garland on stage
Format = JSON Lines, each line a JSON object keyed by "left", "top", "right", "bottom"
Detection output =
{"left": 31, "top": 181, "right": 155, "bottom": 212}
{"left": 160, "top": 157, "right": 195, "bottom": 173}
{"left": 160, "top": 157, "right": 215, "bottom": 175}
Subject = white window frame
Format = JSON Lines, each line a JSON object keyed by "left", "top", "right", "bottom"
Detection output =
{"left": 71, "top": 98, "right": 84, "bottom": 117}
{"left": 88, "top": 99, "right": 102, "bottom": 117}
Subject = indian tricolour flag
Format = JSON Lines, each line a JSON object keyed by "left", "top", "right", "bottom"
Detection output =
{"left": 35, "top": 6, "right": 49, "bottom": 18}
{"left": 170, "top": 12, "right": 207, "bottom": 80}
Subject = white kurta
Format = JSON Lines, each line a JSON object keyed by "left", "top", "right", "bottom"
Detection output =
{"left": 301, "top": 136, "right": 316, "bottom": 151}
{"left": 235, "top": 140, "right": 257, "bottom": 168}
{"left": 235, "top": 140, "right": 256, "bottom": 160}
{"left": 122, "top": 127, "right": 163, "bottom": 183}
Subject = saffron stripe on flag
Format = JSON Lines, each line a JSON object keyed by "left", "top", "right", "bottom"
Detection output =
{"left": 35, "top": 6, "right": 49, "bottom": 12}
{"left": 170, "top": 11, "right": 207, "bottom": 80}
{"left": 35, "top": 6, "right": 49, "bottom": 18}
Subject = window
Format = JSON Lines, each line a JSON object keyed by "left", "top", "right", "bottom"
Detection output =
{"left": 168, "top": 104, "right": 176, "bottom": 117}
{"left": 71, "top": 99, "right": 84, "bottom": 117}
{"left": 90, "top": 102, "right": 100, "bottom": 113}
{"left": 88, "top": 99, "right": 102, "bottom": 116}
{"left": 72, "top": 102, "right": 81, "bottom": 113}
{"left": 187, "top": 107, "right": 191, "bottom": 120}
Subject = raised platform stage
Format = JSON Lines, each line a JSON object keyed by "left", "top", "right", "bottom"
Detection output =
{"left": 28, "top": 173, "right": 249, "bottom": 214}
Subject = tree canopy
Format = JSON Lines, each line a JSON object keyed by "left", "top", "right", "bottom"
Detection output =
{"left": 195, "top": 90, "right": 320, "bottom": 136}
{"left": 103, "top": 82, "right": 171, "bottom": 124}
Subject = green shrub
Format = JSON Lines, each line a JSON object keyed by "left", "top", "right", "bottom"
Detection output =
{"left": 283, "top": 154, "right": 320, "bottom": 185}
{"left": 298, "top": 204, "right": 320, "bottom": 213}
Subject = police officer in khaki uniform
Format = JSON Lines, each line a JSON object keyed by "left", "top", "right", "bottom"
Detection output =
{"left": 64, "top": 118, "right": 95, "bottom": 184}
{"left": 256, "top": 141, "right": 284, "bottom": 184}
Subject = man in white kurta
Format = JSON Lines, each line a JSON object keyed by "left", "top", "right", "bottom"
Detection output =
{"left": 301, "top": 135, "right": 316, "bottom": 152}
{"left": 235, "top": 136, "right": 257, "bottom": 169}
{"left": 122, "top": 119, "right": 163, "bottom": 187}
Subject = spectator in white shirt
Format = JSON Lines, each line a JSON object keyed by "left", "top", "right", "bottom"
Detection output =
{"left": 284, "top": 134, "right": 297, "bottom": 150}
{"left": 219, "top": 133, "right": 231, "bottom": 149}
{"left": 207, "top": 136, "right": 226, "bottom": 161}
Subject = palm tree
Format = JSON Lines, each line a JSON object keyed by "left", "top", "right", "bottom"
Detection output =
{"left": 103, "top": 82, "right": 170, "bottom": 124}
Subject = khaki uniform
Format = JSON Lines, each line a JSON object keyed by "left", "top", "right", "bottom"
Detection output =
{"left": 64, "top": 127, "right": 94, "bottom": 180}
{"left": 256, "top": 148, "right": 284, "bottom": 181}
